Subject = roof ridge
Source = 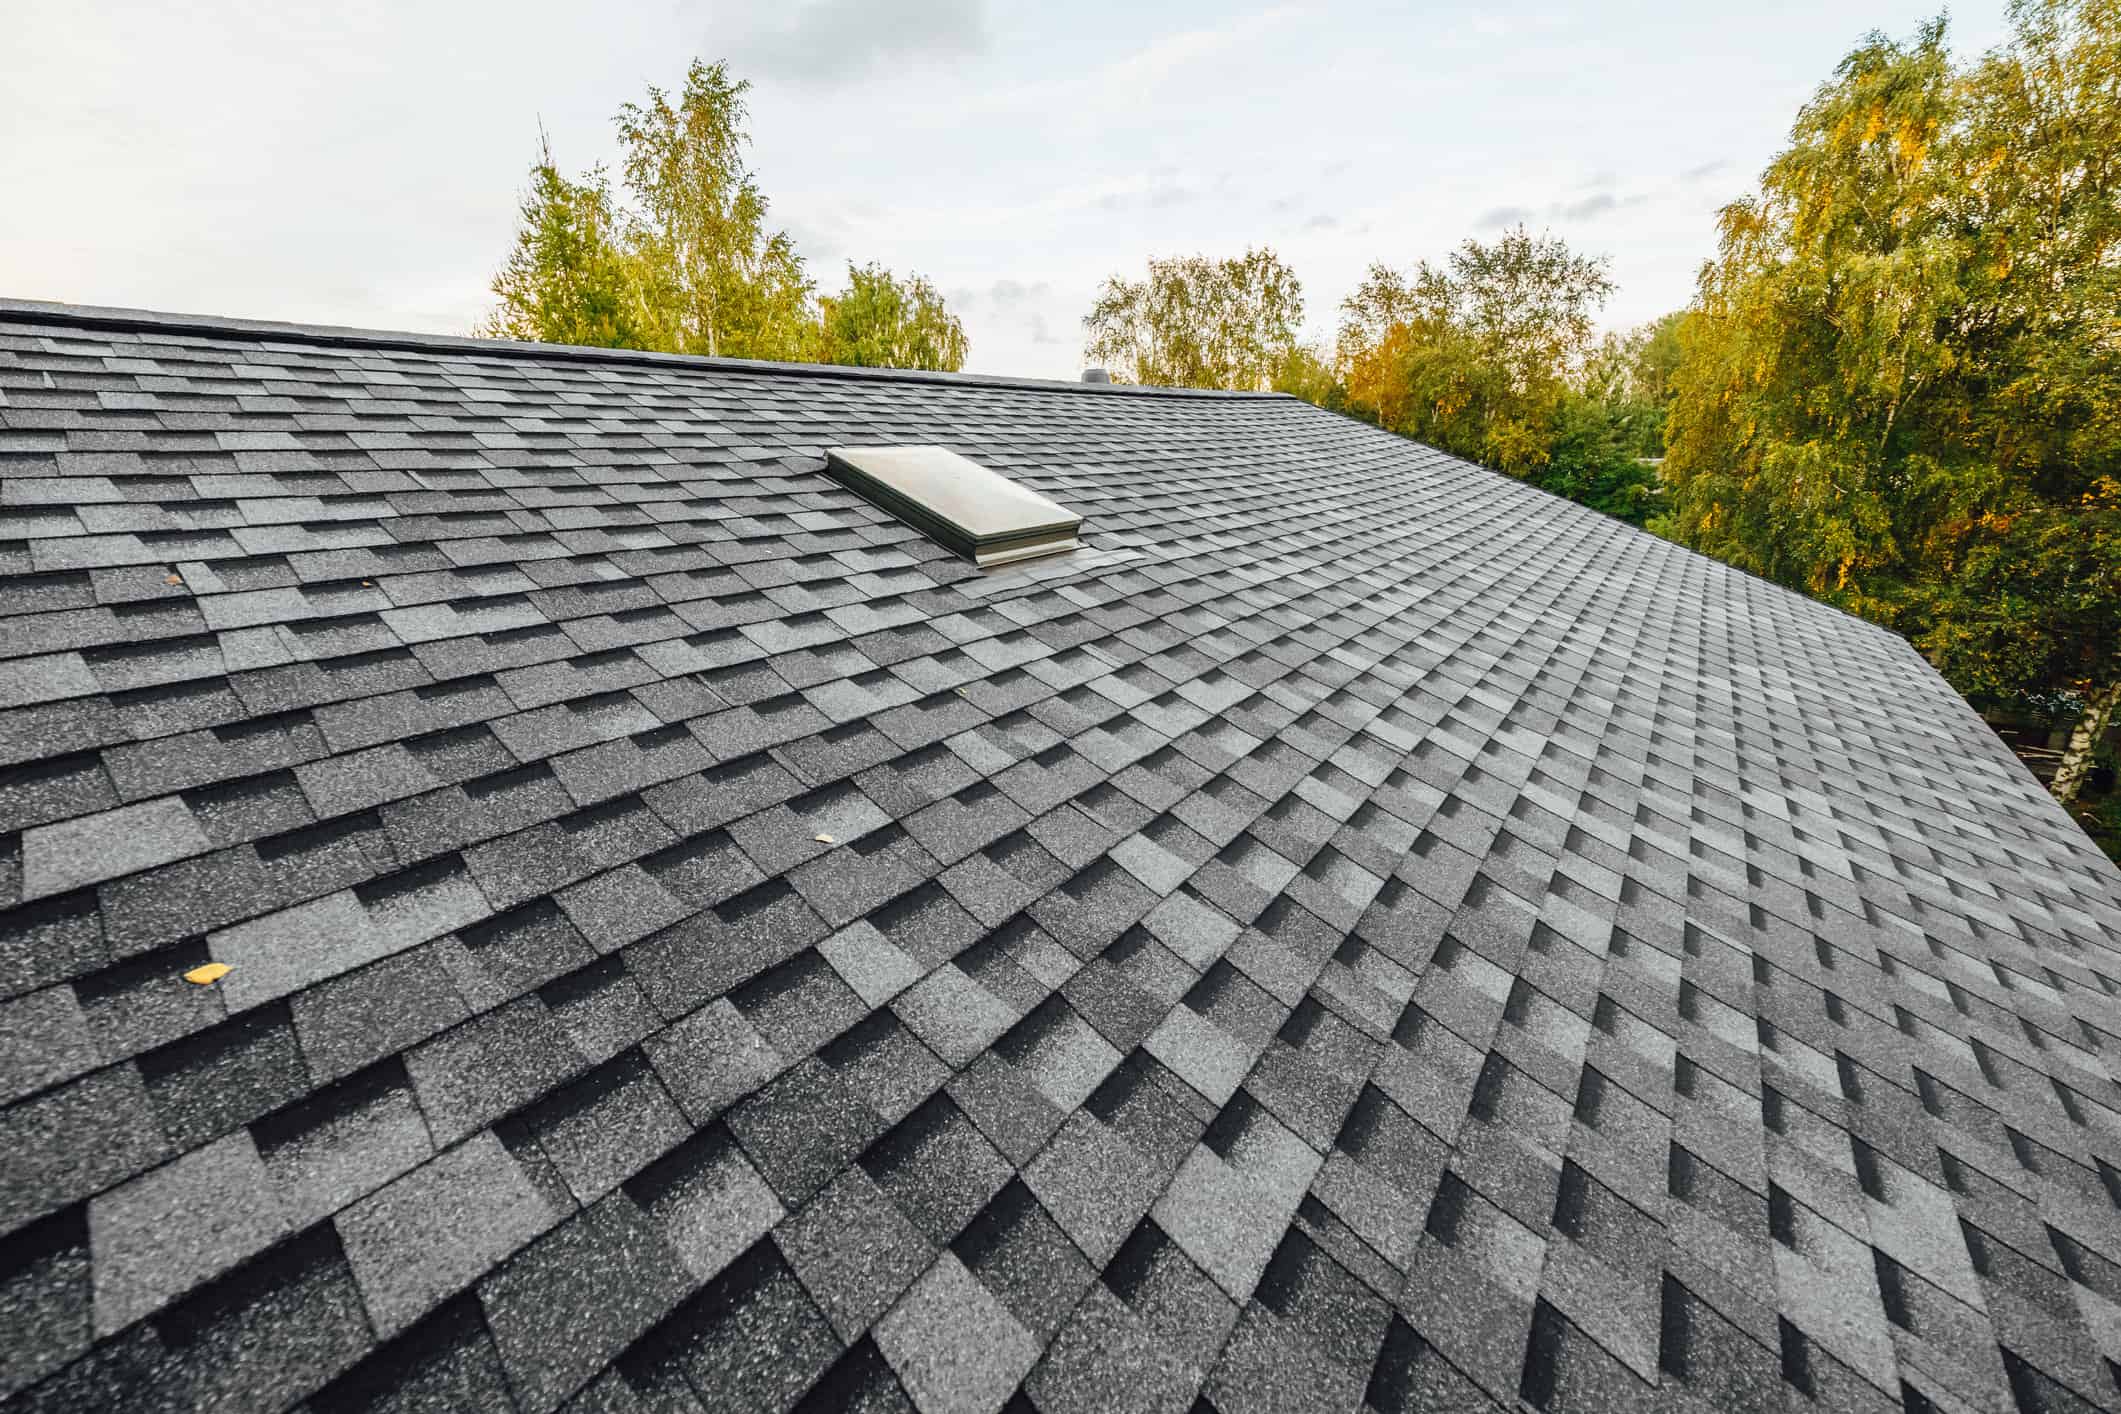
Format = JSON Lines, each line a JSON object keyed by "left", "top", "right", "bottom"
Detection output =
{"left": 0, "top": 296, "right": 1290, "bottom": 400}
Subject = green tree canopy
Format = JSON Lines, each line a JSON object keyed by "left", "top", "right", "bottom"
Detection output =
{"left": 1330, "top": 228, "right": 1661, "bottom": 522}
{"left": 1655, "top": 0, "right": 2121, "bottom": 803}
{"left": 1081, "top": 248, "right": 1304, "bottom": 391}
{"left": 1589, "top": 311, "right": 1685, "bottom": 460}
{"left": 819, "top": 263, "right": 969, "bottom": 372}
{"left": 483, "top": 141, "right": 658, "bottom": 351}
{"left": 485, "top": 60, "right": 967, "bottom": 373}
{"left": 614, "top": 61, "right": 814, "bottom": 362}
{"left": 1269, "top": 342, "right": 1340, "bottom": 407}
{"left": 1338, "top": 228, "right": 1615, "bottom": 475}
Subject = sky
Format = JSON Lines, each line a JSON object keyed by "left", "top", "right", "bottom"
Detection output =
{"left": 1, "top": 1, "right": 2014, "bottom": 381}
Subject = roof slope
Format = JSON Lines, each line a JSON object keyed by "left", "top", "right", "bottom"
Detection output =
{"left": 3, "top": 300, "right": 2120, "bottom": 1414}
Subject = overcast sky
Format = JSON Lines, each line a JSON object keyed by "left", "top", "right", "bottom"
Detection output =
{"left": 2, "top": 1, "right": 2011, "bottom": 380}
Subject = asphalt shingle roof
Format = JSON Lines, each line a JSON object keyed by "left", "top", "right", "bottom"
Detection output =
{"left": 3, "top": 298, "right": 2121, "bottom": 1413}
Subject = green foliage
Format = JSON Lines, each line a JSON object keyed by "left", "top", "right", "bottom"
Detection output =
{"left": 819, "top": 263, "right": 968, "bottom": 372}
{"left": 1082, "top": 248, "right": 1304, "bottom": 391}
{"left": 1343, "top": 228, "right": 1613, "bottom": 474}
{"left": 487, "top": 59, "right": 966, "bottom": 372}
{"left": 1533, "top": 389, "right": 1662, "bottom": 523}
{"left": 1331, "top": 228, "right": 1661, "bottom": 523}
{"left": 484, "top": 144, "right": 659, "bottom": 350}
{"left": 1587, "top": 313, "right": 1684, "bottom": 459}
{"left": 1655, "top": 0, "right": 2121, "bottom": 723}
{"left": 1270, "top": 342, "right": 1342, "bottom": 408}
{"left": 614, "top": 61, "right": 815, "bottom": 361}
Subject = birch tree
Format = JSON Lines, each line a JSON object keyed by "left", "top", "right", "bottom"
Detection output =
{"left": 615, "top": 61, "right": 815, "bottom": 362}
{"left": 819, "top": 263, "right": 968, "bottom": 371}
{"left": 1337, "top": 228, "right": 1614, "bottom": 476}
{"left": 1081, "top": 248, "right": 1304, "bottom": 391}
{"left": 486, "top": 59, "right": 971, "bottom": 372}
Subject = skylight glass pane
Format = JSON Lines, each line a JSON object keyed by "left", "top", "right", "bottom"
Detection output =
{"left": 825, "top": 445, "right": 1082, "bottom": 569}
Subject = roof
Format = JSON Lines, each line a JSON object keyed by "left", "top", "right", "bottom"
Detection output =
{"left": 2, "top": 298, "right": 2120, "bottom": 1414}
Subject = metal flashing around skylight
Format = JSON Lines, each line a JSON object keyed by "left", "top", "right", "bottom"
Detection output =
{"left": 824, "top": 444, "right": 1083, "bottom": 569}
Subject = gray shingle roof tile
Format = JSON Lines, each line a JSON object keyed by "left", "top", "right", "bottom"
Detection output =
{"left": 17, "top": 792, "right": 205, "bottom": 903}
{"left": 334, "top": 1128, "right": 562, "bottom": 1339}
{"left": 255, "top": 1062, "right": 433, "bottom": 1229}
{"left": 205, "top": 888, "right": 386, "bottom": 1009}
{"left": 403, "top": 995, "right": 588, "bottom": 1146}
{"left": 86, "top": 1130, "right": 293, "bottom": 1335}
{"left": 873, "top": 1251, "right": 1040, "bottom": 1414}
{"left": 626, "top": 1124, "right": 784, "bottom": 1287}
{"left": 288, "top": 942, "right": 471, "bottom": 1083}
{"left": 0, "top": 983, "right": 99, "bottom": 1104}
{"left": 818, "top": 921, "right": 923, "bottom": 1009}
{"left": 640, "top": 998, "right": 783, "bottom": 1126}
{"left": 5, "top": 301, "right": 2121, "bottom": 1414}
{"left": 727, "top": 1057, "right": 888, "bottom": 1209}
{"left": 643, "top": 1238, "right": 844, "bottom": 1411}
{"left": 774, "top": 1165, "right": 935, "bottom": 1343}
{"left": 0, "top": 1063, "right": 167, "bottom": 1233}
{"left": 138, "top": 1000, "right": 312, "bottom": 1149}
{"left": 0, "top": 751, "right": 117, "bottom": 836}
{"left": 475, "top": 1193, "right": 693, "bottom": 1414}
{"left": 0, "top": 1208, "right": 92, "bottom": 1402}
{"left": 519, "top": 1050, "right": 687, "bottom": 1203}
{"left": 819, "top": 1010, "right": 950, "bottom": 1128}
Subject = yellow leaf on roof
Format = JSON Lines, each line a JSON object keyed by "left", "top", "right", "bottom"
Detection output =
{"left": 184, "top": 963, "right": 231, "bottom": 985}
{"left": 815, "top": 833, "right": 835, "bottom": 844}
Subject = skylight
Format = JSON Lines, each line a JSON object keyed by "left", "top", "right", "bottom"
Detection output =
{"left": 824, "top": 445, "right": 1082, "bottom": 569}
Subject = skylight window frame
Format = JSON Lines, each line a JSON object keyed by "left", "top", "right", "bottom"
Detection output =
{"left": 824, "top": 445, "right": 1083, "bottom": 569}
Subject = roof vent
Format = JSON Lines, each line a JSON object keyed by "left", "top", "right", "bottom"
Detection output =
{"left": 1081, "top": 367, "right": 1111, "bottom": 384}
{"left": 824, "top": 445, "right": 1082, "bottom": 569}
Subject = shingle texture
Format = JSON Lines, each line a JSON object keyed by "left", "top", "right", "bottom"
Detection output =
{"left": 4, "top": 299, "right": 2121, "bottom": 1414}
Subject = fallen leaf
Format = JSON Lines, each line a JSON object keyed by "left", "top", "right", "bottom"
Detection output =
{"left": 815, "top": 833, "right": 835, "bottom": 844}
{"left": 184, "top": 962, "right": 231, "bottom": 986}
{"left": 165, "top": 574, "right": 183, "bottom": 586}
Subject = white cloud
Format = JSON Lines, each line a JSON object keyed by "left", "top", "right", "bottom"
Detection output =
{"left": 1556, "top": 192, "right": 1620, "bottom": 220}
{"left": 704, "top": 0, "right": 990, "bottom": 84}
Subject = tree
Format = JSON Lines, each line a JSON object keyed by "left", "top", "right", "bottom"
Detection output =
{"left": 1082, "top": 248, "right": 1304, "bottom": 390}
{"left": 1543, "top": 382, "right": 1664, "bottom": 523}
{"left": 484, "top": 139, "right": 658, "bottom": 350}
{"left": 1586, "top": 312, "right": 1685, "bottom": 460}
{"left": 1270, "top": 342, "right": 1342, "bottom": 408}
{"left": 1337, "top": 228, "right": 1614, "bottom": 476}
{"left": 1330, "top": 229, "right": 1658, "bottom": 521}
{"left": 1627, "top": 313, "right": 1686, "bottom": 416}
{"left": 1655, "top": 1, "right": 2121, "bottom": 822}
{"left": 615, "top": 60, "right": 815, "bottom": 361}
{"left": 1336, "top": 262, "right": 1437, "bottom": 435}
{"left": 485, "top": 60, "right": 969, "bottom": 372}
{"left": 819, "top": 263, "right": 968, "bottom": 371}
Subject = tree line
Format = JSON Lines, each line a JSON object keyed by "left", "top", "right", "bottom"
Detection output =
{"left": 1079, "top": 235, "right": 1676, "bottom": 526}
{"left": 484, "top": 0, "right": 2117, "bottom": 853}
